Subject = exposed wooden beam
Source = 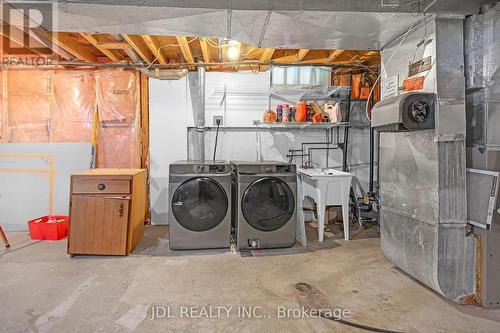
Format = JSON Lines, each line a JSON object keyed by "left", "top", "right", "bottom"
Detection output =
{"left": 259, "top": 48, "right": 275, "bottom": 71}
{"left": 297, "top": 49, "right": 310, "bottom": 61}
{"left": 199, "top": 37, "right": 211, "bottom": 64}
{"left": 176, "top": 36, "right": 195, "bottom": 70}
{"left": 122, "top": 34, "right": 154, "bottom": 64}
{"left": 273, "top": 54, "right": 299, "bottom": 63}
{"left": 80, "top": 33, "right": 125, "bottom": 62}
{"left": 141, "top": 35, "right": 167, "bottom": 64}
{"left": 96, "top": 41, "right": 131, "bottom": 50}
{"left": 260, "top": 48, "right": 275, "bottom": 63}
{"left": 42, "top": 32, "right": 97, "bottom": 62}
{"left": 327, "top": 50, "right": 345, "bottom": 62}
{"left": 29, "top": 30, "right": 74, "bottom": 60}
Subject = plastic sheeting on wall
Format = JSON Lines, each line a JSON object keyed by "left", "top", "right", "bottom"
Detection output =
{"left": 52, "top": 71, "right": 95, "bottom": 143}
{"left": 0, "top": 68, "right": 140, "bottom": 168}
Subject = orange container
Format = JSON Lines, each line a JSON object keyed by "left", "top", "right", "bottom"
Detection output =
{"left": 295, "top": 102, "right": 307, "bottom": 122}
{"left": 263, "top": 110, "right": 277, "bottom": 123}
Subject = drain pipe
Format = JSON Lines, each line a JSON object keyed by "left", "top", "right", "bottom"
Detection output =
{"left": 196, "top": 65, "right": 206, "bottom": 162}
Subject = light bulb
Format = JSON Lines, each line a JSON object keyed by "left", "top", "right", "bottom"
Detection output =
{"left": 227, "top": 40, "right": 240, "bottom": 60}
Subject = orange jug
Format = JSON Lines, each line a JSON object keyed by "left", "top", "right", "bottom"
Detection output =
{"left": 295, "top": 102, "right": 307, "bottom": 122}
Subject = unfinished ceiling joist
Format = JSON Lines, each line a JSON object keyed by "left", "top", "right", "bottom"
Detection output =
{"left": 80, "top": 33, "right": 125, "bottom": 62}
{"left": 122, "top": 34, "right": 154, "bottom": 64}
{"left": 327, "top": 50, "right": 345, "bottom": 62}
{"left": 297, "top": 49, "right": 310, "bottom": 61}
{"left": 44, "top": 32, "right": 98, "bottom": 62}
{"left": 199, "top": 37, "right": 211, "bottom": 64}
{"left": 1, "top": 20, "right": 380, "bottom": 72}
{"left": 0, "top": 25, "right": 49, "bottom": 57}
{"left": 176, "top": 36, "right": 195, "bottom": 70}
{"left": 142, "top": 35, "right": 167, "bottom": 64}
{"left": 96, "top": 41, "right": 130, "bottom": 49}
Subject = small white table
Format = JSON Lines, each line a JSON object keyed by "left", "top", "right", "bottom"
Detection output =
{"left": 296, "top": 168, "right": 354, "bottom": 245}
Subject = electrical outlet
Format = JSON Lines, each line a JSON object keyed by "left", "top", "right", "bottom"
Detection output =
{"left": 213, "top": 116, "right": 223, "bottom": 126}
{"left": 253, "top": 120, "right": 261, "bottom": 126}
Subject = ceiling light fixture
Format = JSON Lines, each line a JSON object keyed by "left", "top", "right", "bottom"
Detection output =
{"left": 227, "top": 40, "right": 240, "bottom": 60}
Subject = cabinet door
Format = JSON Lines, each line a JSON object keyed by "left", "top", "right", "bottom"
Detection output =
{"left": 68, "top": 195, "right": 129, "bottom": 255}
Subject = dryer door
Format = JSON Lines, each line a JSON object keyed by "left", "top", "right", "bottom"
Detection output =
{"left": 172, "top": 177, "right": 228, "bottom": 232}
{"left": 242, "top": 177, "right": 295, "bottom": 232}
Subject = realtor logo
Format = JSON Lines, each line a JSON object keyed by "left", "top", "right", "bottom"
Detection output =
{"left": 0, "top": 0, "right": 57, "bottom": 56}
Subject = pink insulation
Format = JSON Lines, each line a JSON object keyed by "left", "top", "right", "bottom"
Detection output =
{"left": 7, "top": 69, "right": 51, "bottom": 142}
{"left": 0, "top": 68, "right": 140, "bottom": 168}
{"left": 51, "top": 70, "right": 95, "bottom": 143}
{"left": 95, "top": 69, "right": 139, "bottom": 168}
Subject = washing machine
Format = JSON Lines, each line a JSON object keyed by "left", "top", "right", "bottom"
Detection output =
{"left": 231, "top": 161, "right": 297, "bottom": 250}
{"left": 169, "top": 160, "right": 231, "bottom": 250}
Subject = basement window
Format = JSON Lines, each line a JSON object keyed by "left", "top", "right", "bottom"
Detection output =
{"left": 271, "top": 66, "right": 330, "bottom": 87}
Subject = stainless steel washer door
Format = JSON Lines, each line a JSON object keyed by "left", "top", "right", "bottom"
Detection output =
{"left": 242, "top": 177, "right": 295, "bottom": 232}
{"left": 172, "top": 177, "right": 228, "bottom": 232}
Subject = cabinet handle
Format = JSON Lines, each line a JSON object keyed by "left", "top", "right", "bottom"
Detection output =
{"left": 97, "top": 183, "right": 106, "bottom": 191}
{"left": 118, "top": 203, "right": 124, "bottom": 217}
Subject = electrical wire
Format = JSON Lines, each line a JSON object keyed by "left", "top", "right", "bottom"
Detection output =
{"left": 213, "top": 118, "right": 221, "bottom": 162}
{"left": 147, "top": 37, "right": 199, "bottom": 70}
{"left": 205, "top": 37, "right": 235, "bottom": 48}
{"left": 364, "top": 17, "right": 420, "bottom": 122}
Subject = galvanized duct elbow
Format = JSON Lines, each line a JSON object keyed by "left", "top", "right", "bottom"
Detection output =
{"left": 111, "top": 34, "right": 142, "bottom": 62}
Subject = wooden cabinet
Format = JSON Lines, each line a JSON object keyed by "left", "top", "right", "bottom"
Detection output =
{"left": 68, "top": 169, "right": 147, "bottom": 256}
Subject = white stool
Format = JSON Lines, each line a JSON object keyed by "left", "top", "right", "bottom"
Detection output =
{"left": 296, "top": 169, "right": 354, "bottom": 246}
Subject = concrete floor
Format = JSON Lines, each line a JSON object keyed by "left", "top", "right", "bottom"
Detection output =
{"left": 1, "top": 225, "right": 500, "bottom": 333}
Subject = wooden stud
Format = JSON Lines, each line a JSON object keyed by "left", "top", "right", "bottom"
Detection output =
{"left": 122, "top": 34, "right": 154, "bottom": 64}
{"left": 139, "top": 72, "right": 150, "bottom": 221}
{"left": 176, "top": 36, "right": 195, "bottom": 70}
{"left": 80, "top": 33, "right": 125, "bottom": 62}
{"left": 141, "top": 35, "right": 167, "bottom": 64}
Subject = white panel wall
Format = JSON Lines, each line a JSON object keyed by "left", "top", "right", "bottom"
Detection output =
{"left": 149, "top": 77, "right": 193, "bottom": 225}
{"left": 205, "top": 71, "right": 271, "bottom": 126}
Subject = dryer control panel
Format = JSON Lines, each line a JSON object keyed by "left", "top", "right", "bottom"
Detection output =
{"left": 230, "top": 161, "right": 296, "bottom": 175}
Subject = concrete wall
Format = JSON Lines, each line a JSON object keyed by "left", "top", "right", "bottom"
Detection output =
{"left": 149, "top": 71, "right": 371, "bottom": 225}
